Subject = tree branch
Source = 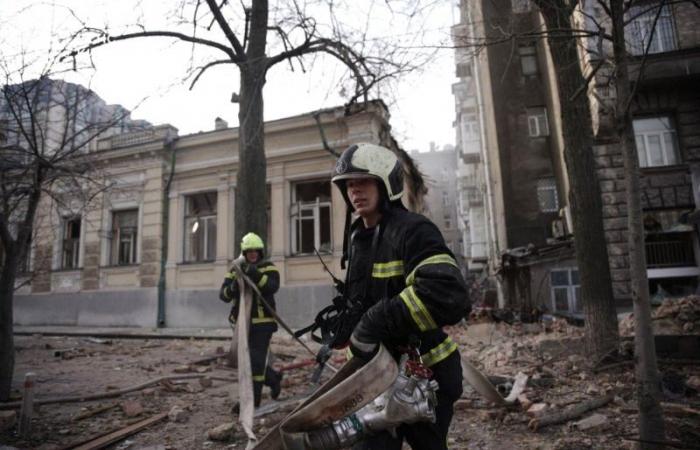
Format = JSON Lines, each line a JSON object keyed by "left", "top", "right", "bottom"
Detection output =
{"left": 188, "top": 59, "right": 235, "bottom": 90}
{"left": 204, "top": 0, "right": 246, "bottom": 57}
{"left": 63, "top": 29, "right": 238, "bottom": 62}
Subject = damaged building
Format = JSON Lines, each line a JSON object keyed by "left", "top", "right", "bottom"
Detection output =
{"left": 453, "top": 0, "right": 700, "bottom": 316}
{"left": 8, "top": 98, "right": 409, "bottom": 329}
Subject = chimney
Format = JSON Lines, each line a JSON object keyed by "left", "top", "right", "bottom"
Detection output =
{"left": 215, "top": 117, "right": 228, "bottom": 130}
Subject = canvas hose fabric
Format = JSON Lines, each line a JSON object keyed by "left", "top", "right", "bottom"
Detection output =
{"left": 233, "top": 262, "right": 257, "bottom": 447}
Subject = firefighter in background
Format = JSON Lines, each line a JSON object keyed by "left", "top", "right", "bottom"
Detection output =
{"left": 219, "top": 232, "right": 282, "bottom": 408}
{"left": 331, "top": 143, "right": 470, "bottom": 450}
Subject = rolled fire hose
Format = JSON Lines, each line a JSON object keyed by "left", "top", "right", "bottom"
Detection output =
{"left": 254, "top": 344, "right": 398, "bottom": 450}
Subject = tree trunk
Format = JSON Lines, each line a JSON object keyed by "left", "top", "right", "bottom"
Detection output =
{"left": 0, "top": 256, "right": 17, "bottom": 401}
{"left": 535, "top": 1, "right": 619, "bottom": 360}
{"left": 233, "top": 0, "right": 269, "bottom": 255}
{"left": 609, "top": 1, "right": 666, "bottom": 446}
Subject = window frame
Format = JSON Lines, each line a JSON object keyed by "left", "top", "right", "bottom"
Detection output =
{"left": 290, "top": 180, "right": 332, "bottom": 256}
{"left": 527, "top": 107, "right": 550, "bottom": 137}
{"left": 536, "top": 178, "right": 560, "bottom": 213}
{"left": 519, "top": 45, "right": 538, "bottom": 76}
{"left": 550, "top": 268, "right": 581, "bottom": 313}
{"left": 110, "top": 209, "right": 139, "bottom": 266}
{"left": 633, "top": 115, "right": 681, "bottom": 168}
{"left": 61, "top": 216, "right": 81, "bottom": 270}
{"left": 626, "top": 3, "right": 678, "bottom": 56}
{"left": 183, "top": 191, "right": 218, "bottom": 263}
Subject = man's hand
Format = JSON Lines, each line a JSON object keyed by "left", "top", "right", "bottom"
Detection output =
{"left": 240, "top": 263, "right": 262, "bottom": 283}
{"left": 349, "top": 316, "right": 379, "bottom": 361}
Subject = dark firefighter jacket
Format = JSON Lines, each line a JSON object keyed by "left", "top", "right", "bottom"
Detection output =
{"left": 219, "top": 261, "right": 280, "bottom": 332}
{"left": 346, "top": 206, "right": 470, "bottom": 368}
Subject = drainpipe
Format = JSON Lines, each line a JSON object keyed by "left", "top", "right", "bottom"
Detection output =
{"left": 157, "top": 133, "right": 178, "bottom": 327}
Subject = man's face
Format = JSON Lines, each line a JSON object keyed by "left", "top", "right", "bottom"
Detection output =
{"left": 346, "top": 177, "right": 381, "bottom": 218}
{"left": 244, "top": 250, "right": 260, "bottom": 264}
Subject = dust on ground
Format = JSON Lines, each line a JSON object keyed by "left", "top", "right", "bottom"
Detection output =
{"left": 1, "top": 318, "right": 699, "bottom": 449}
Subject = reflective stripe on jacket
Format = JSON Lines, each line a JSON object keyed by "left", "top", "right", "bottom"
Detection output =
{"left": 219, "top": 261, "right": 280, "bottom": 330}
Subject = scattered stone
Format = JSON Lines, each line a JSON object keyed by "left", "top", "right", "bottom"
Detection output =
{"left": 687, "top": 375, "right": 700, "bottom": 391}
{"left": 573, "top": 413, "right": 608, "bottom": 431}
{"left": 585, "top": 384, "right": 599, "bottom": 395}
{"left": 0, "top": 410, "right": 17, "bottom": 432}
{"left": 58, "top": 428, "right": 71, "bottom": 435}
{"left": 173, "top": 365, "right": 193, "bottom": 374}
{"left": 200, "top": 377, "right": 213, "bottom": 388}
{"left": 517, "top": 393, "right": 532, "bottom": 411}
{"left": 207, "top": 422, "right": 236, "bottom": 441}
{"left": 121, "top": 400, "right": 144, "bottom": 418}
{"left": 168, "top": 405, "right": 188, "bottom": 423}
{"left": 196, "top": 366, "right": 211, "bottom": 373}
{"left": 142, "top": 387, "right": 157, "bottom": 396}
{"left": 526, "top": 403, "right": 548, "bottom": 417}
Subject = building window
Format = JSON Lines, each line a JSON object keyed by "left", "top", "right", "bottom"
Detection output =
{"left": 519, "top": 45, "right": 538, "bottom": 75}
{"left": 442, "top": 191, "right": 449, "bottom": 207}
{"left": 62, "top": 217, "right": 81, "bottom": 269}
{"left": 633, "top": 117, "right": 681, "bottom": 168}
{"left": 456, "top": 62, "right": 473, "bottom": 78}
{"left": 537, "top": 178, "right": 559, "bottom": 212}
{"left": 461, "top": 114, "right": 479, "bottom": 140}
{"left": 184, "top": 192, "right": 217, "bottom": 262}
{"left": 550, "top": 268, "right": 581, "bottom": 313}
{"left": 111, "top": 209, "right": 138, "bottom": 265}
{"left": 290, "top": 180, "right": 331, "bottom": 255}
{"left": 626, "top": 4, "right": 677, "bottom": 56}
{"left": 527, "top": 107, "right": 549, "bottom": 137}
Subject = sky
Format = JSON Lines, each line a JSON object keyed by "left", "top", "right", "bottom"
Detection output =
{"left": 1, "top": 1, "right": 460, "bottom": 152}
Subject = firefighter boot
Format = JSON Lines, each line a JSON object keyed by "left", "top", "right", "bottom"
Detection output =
{"left": 265, "top": 367, "right": 283, "bottom": 400}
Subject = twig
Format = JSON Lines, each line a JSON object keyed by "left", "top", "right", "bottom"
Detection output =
{"left": 528, "top": 394, "right": 613, "bottom": 431}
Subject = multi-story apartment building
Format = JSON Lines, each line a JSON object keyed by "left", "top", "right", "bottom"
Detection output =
{"left": 455, "top": 0, "right": 700, "bottom": 315}
{"left": 410, "top": 144, "right": 462, "bottom": 265}
{"left": 12, "top": 100, "right": 404, "bottom": 329}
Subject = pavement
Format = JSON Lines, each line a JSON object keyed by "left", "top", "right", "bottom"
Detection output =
{"left": 13, "top": 325, "right": 234, "bottom": 340}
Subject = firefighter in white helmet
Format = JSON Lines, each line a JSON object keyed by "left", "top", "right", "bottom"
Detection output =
{"left": 330, "top": 143, "right": 470, "bottom": 450}
{"left": 219, "top": 232, "right": 282, "bottom": 408}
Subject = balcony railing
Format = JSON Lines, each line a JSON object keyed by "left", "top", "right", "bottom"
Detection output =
{"left": 646, "top": 239, "right": 695, "bottom": 268}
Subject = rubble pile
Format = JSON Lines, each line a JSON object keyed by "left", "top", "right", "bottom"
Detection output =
{"left": 619, "top": 295, "right": 700, "bottom": 336}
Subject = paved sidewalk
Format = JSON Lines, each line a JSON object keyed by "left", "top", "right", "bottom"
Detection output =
{"left": 13, "top": 325, "right": 233, "bottom": 340}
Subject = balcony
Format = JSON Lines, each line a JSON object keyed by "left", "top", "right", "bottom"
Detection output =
{"left": 645, "top": 234, "right": 695, "bottom": 268}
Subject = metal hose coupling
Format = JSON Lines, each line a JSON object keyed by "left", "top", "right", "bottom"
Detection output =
{"left": 304, "top": 362, "right": 439, "bottom": 449}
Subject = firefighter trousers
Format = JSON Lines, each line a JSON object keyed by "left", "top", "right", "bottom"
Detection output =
{"left": 249, "top": 327, "right": 282, "bottom": 406}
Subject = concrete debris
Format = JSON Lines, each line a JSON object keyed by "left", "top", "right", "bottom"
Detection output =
{"left": 572, "top": 413, "right": 608, "bottom": 431}
{"left": 206, "top": 422, "right": 236, "bottom": 441}
{"left": 168, "top": 405, "right": 189, "bottom": 423}
{"left": 517, "top": 394, "right": 533, "bottom": 411}
{"left": 687, "top": 375, "right": 700, "bottom": 391}
{"left": 619, "top": 295, "right": 700, "bottom": 336}
{"left": 199, "top": 377, "right": 213, "bottom": 388}
{"left": 0, "top": 410, "right": 17, "bottom": 432}
{"left": 526, "top": 403, "right": 548, "bottom": 417}
{"left": 121, "top": 400, "right": 144, "bottom": 418}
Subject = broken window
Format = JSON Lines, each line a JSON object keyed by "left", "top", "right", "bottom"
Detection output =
{"left": 111, "top": 209, "right": 138, "bottom": 265}
{"left": 550, "top": 268, "right": 580, "bottom": 313}
{"left": 519, "top": 45, "right": 538, "bottom": 76}
{"left": 536, "top": 178, "right": 559, "bottom": 213}
{"left": 633, "top": 116, "right": 681, "bottom": 168}
{"left": 184, "top": 192, "right": 217, "bottom": 263}
{"left": 62, "top": 217, "right": 81, "bottom": 269}
{"left": 626, "top": 3, "right": 677, "bottom": 56}
{"left": 290, "top": 180, "right": 331, "bottom": 255}
{"left": 527, "top": 107, "right": 549, "bottom": 137}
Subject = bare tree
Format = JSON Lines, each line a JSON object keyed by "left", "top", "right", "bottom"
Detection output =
{"left": 0, "top": 67, "right": 142, "bottom": 400}
{"left": 65, "top": 0, "right": 425, "bottom": 254}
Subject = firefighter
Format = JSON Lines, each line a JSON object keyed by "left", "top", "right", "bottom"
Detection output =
{"left": 331, "top": 143, "right": 471, "bottom": 450}
{"left": 219, "top": 232, "right": 282, "bottom": 408}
